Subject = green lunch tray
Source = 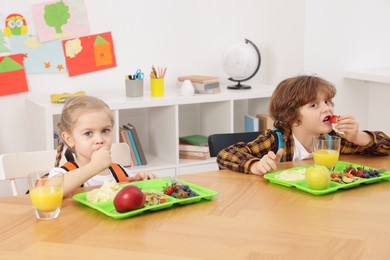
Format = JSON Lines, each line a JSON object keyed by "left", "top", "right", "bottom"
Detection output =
{"left": 72, "top": 178, "right": 218, "bottom": 219}
{"left": 264, "top": 161, "right": 390, "bottom": 195}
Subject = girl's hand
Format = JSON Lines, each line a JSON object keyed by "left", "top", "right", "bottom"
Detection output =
{"left": 90, "top": 147, "right": 112, "bottom": 172}
{"left": 250, "top": 148, "right": 284, "bottom": 176}
{"left": 129, "top": 171, "right": 156, "bottom": 181}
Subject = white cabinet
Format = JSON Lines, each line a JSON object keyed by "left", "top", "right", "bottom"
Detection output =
{"left": 26, "top": 85, "right": 274, "bottom": 176}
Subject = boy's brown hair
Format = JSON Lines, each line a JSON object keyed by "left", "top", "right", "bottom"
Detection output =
{"left": 269, "top": 75, "right": 337, "bottom": 132}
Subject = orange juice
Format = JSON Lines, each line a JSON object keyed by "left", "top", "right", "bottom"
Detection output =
{"left": 313, "top": 149, "right": 339, "bottom": 169}
{"left": 30, "top": 186, "right": 63, "bottom": 212}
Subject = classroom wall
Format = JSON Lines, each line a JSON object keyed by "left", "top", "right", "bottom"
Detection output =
{"left": 1, "top": 0, "right": 389, "bottom": 154}
{"left": 0, "top": 0, "right": 305, "bottom": 154}
{"left": 304, "top": 0, "right": 390, "bottom": 134}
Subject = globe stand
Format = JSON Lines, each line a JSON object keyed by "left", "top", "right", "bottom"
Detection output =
{"left": 225, "top": 39, "right": 261, "bottom": 90}
{"left": 227, "top": 81, "right": 251, "bottom": 90}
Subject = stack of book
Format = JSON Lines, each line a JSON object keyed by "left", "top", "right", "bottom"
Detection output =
{"left": 177, "top": 75, "right": 221, "bottom": 94}
{"left": 244, "top": 114, "right": 274, "bottom": 132}
{"left": 179, "top": 134, "right": 210, "bottom": 160}
{"left": 256, "top": 114, "right": 274, "bottom": 131}
{"left": 244, "top": 115, "right": 259, "bottom": 132}
{"left": 119, "top": 123, "right": 147, "bottom": 166}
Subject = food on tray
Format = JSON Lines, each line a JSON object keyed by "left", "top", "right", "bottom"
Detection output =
{"left": 305, "top": 165, "right": 330, "bottom": 190}
{"left": 263, "top": 162, "right": 390, "bottom": 196}
{"left": 331, "top": 165, "right": 382, "bottom": 183}
{"left": 86, "top": 181, "right": 120, "bottom": 203}
{"left": 330, "top": 171, "right": 355, "bottom": 183}
{"left": 144, "top": 190, "right": 167, "bottom": 206}
{"left": 164, "top": 182, "right": 198, "bottom": 199}
{"left": 330, "top": 115, "right": 339, "bottom": 124}
{"left": 359, "top": 169, "right": 381, "bottom": 178}
{"left": 114, "top": 185, "right": 146, "bottom": 213}
{"left": 73, "top": 179, "right": 218, "bottom": 219}
{"left": 274, "top": 168, "right": 306, "bottom": 181}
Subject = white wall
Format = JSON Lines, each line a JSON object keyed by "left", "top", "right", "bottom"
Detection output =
{"left": 304, "top": 0, "right": 390, "bottom": 134}
{"left": 3, "top": 0, "right": 389, "bottom": 154}
{"left": 0, "top": 0, "right": 305, "bottom": 154}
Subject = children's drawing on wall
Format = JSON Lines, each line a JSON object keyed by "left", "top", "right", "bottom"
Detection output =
{"left": 10, "top": 35, "right": 65, "bottom": 74}
{"left": 0, "top": 12, "right": 35, "bottom": 53}
{"left": 63, "top": 32, "right": 117, "bottom": 77}
{"left": 31, "top": 0, "right": 90, "bottom": 43}
{"left": 0, "top": 54, "right": 29, "bottom": 96}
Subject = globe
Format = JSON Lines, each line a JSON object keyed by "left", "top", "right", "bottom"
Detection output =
{"left": 221, "top": 39, "right": 261, "bottom": 89}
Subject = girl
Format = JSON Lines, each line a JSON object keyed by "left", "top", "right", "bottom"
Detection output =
{"left": 217, "top": 75, "right": 390, "bottom": 175}
{"left": 51, "top": 95, "right": 155, "bottom": 196}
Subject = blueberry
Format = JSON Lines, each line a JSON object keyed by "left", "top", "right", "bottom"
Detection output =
{"left": 188, "top": 191, "right": 198, "bottom": 197}
{"left": 181, "top": 185, "right": 190, "bottom": 191}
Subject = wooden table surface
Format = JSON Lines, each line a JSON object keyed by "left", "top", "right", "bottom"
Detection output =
{"left": 1, "top": 155, "right": 390, "bottom": 259}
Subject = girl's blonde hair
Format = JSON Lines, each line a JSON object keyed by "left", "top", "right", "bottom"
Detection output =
{"left": 55, "top": 95, "right": 113, "bottom": 167}
{"left": 269, "top": 75, "right": 337, "bottom": 132}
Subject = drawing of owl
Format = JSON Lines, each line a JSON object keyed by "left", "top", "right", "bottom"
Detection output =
{"left": 4, "top": 13, "right": 28, "bottom": 37}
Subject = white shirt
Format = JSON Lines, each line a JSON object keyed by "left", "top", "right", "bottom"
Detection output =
{"left": 49, "top": 165, "right": 133, "bottom": 187}
{"left": 292, "top": 133, "right": 313, "bottom": 161}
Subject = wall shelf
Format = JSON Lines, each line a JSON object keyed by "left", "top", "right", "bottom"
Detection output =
{"left": 26, "top": 85, "right": 274, "bottom": 177}
{"left": 344, "top": 68, "right": 390, "bottom": 84}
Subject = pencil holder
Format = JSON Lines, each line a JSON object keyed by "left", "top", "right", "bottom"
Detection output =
{"left": 150, "top": 78, "right": 164, "bottom": 97}
{"left": 125, "top": 79, "right": 143, "bottom": 97}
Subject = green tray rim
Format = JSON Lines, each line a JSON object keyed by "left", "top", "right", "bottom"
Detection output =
{"left": 264, "top": 161, "right": 390, "bottom": 195}
{"left": 72, "top": 178, "right": 218, "bottom": 219}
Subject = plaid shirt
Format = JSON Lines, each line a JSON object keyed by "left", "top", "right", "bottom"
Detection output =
{"left": 216, "top": 129, "right": 390, "bottom": 174}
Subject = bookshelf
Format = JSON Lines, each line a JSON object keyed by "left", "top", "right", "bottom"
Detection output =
{"left": 344, "top": 68, "right": 390, "bottom": 84}
{"left": 26, "top": 85, "right": 274, "bottom": 177}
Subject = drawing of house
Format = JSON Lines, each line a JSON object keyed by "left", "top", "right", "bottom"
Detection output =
{"left": 93, "top": 35, "right": 112, "bottom": 66}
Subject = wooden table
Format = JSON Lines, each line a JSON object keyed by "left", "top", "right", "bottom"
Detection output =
{"left": 1, "top": 155, "right": 390, "bottom": 259}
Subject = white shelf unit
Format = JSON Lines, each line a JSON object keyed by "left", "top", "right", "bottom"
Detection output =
{"left": 344, "top": 67, "right": 390, "bottom": 84}
{"left": 26, "top": 85, "right": 274, "bottom": 177}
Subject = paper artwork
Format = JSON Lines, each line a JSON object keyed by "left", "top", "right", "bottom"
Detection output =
{"left": 10, "top": 35, "right": 66, "bottom": 74}
{"left": 0, "top": 12, "right": 35, "bottom": 53}
{"left": 63, "top": 32, "right": 116, "bottom": 77}
{"left": 31, "top": 0, "right": 90, "bottom": 43}
{"left": 0, "top": 54, "right": 29, "bottom": 96}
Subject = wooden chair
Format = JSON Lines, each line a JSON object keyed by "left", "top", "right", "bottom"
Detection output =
{"left": 0, "top": 143, "right": 132, "bottom": 196}
{"left": 208, "top": 131, "right": 262, "bottom": 158}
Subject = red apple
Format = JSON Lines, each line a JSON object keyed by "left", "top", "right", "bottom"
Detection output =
{"left": 113, "top": 185, "right": 145, "bottom": 213}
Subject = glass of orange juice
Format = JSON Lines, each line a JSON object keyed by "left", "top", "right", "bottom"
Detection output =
{"left": 28, "top": 171, "right": 64, "bottom": 220}
{"left": 312, "top": 136, "right": 341, "bottom": 170}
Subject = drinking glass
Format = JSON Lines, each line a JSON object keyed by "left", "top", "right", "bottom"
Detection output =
{"left": 28, "top": 171, "right": 64, "bottom": 220}
{"left": 312, "top": 136, "right": 341, "bottom": 170}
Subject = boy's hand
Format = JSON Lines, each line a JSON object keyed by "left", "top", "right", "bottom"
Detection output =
{"left": 334, "top": 115, "right": 359, "bottom": 142}
{"left": 250, "top": 148, "right": 284, "bottom": 176}
{"left": 335, "top": 115, "right": 371, "bottom": 146}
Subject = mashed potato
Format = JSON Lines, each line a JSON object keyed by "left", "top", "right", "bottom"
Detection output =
{"left": 86, "top": 181, "right": 120, "bottom": 203}
{"left": 274, "top": 168, "right": 306, "bottom": 181}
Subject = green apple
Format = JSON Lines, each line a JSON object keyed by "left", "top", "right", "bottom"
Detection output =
{"left": 305, "top": 165, "right": 330, "bottom": 190}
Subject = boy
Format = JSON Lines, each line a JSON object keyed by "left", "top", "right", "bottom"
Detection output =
{"left": 217, "top": 75, "right": 390, "bottom": 175}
